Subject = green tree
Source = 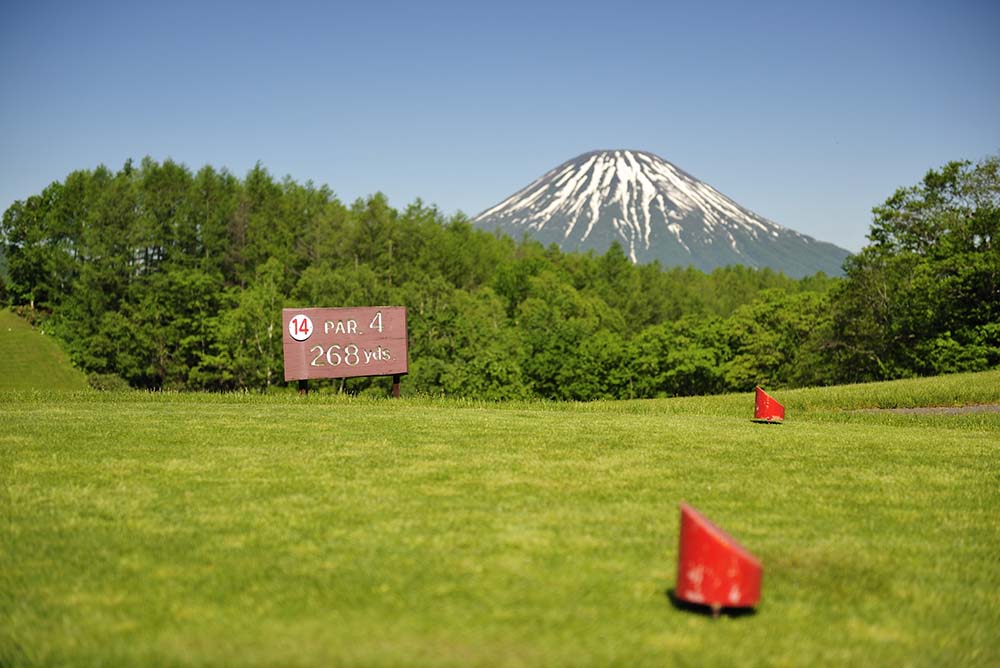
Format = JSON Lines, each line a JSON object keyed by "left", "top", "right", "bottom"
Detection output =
{"left": 209, "top": 258, "right": 288, "bottom": 390}
{"left": 0, "top": 169, "right": 95, "bottom": 314}
{"left": 133, "top": 157, "right": 193, "bottom": 275}
{"left": 56, "top": 164, "right": 141, "bottom": 356}
{"left": 721, "top": 290, "right": 832, "bottom": 390}
{"left": 435, "top": 289, "right": 530, "bottom": 400}
{"left": 516, "top": 271, "right": 623, "bottom": 399}
{"left": 294, "top": 263, "right": 390, "bottom": 308}
{"left": 630, "top": 316, "right": 728, "bottom": 398}
{"left": 829, "top": 155, "right": 1000, "bottom": 381}
{"left": 187, "top": 165, "right": 239, "bottom": 277}
{"left": 293, "top": 184, "right": 351, "bottom": 270}
{"left": 129, "top": 268, "right": 225, "bottom": 389}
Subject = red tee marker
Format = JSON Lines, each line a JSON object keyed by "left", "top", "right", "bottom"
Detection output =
{"left": 753, "top": 386, "right": 785, "bottom": 423}
{"left": 675, "top": 503, "right": 762, "bottom": 615}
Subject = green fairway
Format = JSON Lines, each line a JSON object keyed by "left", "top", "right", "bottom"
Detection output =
{"left": 0, "top": 310, "right": 88, "bottom": 391}
{"left": 2, "top": 372, "right": 999, "bottom": 667}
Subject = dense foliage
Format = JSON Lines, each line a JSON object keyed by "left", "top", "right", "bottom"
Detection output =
{"left": 2, "top": 155, "right": 997, "bottom": 397}
{"left": 826, "top": 155, "right": 1000, "bottom": 382}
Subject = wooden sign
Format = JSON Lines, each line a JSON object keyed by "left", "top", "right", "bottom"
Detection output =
{"left": 282, "top": 306, "right": 408, "bottom": 383}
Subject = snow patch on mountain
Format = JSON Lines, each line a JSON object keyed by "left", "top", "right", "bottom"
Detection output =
{"left": 473, "top": 150, "right": 850, "bottom": 278}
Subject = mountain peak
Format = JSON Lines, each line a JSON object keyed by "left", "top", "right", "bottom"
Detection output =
{"left": 473, "top": 150, "right": 849, "bottom": 278}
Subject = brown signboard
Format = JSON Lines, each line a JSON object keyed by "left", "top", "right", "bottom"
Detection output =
{"left": 282, "top": 306, "right": 408, "bottom": 382}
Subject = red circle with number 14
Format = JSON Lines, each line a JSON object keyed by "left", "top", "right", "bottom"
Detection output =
{"left": 288, "top": 314, "right": 313, "bottom": 342}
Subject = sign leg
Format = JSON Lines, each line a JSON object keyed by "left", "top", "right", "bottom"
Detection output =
{"left": 298, "top": 379, "right": 309, "bottom": 396}
{"left": 392, "top": 375, "right": 401, "bottom": 398}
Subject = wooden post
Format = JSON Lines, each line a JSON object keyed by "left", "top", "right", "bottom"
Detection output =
{"left": 298, "top": 379, "right": 309, "bottom": 396}
{"left": 392, "top": 375, "right": 401, "bottom": 398}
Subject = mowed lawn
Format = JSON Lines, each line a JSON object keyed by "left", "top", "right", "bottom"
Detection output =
{"left": 2, "top": 372, "right": 999, "bottom": 667}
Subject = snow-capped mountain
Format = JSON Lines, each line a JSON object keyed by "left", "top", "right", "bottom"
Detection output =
{"left": 473, "top": 150, "right": 850, "bottom": 278}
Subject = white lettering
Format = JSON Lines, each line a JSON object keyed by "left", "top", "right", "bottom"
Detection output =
{"left": 310, "top": 345, "right": 324, "bottom": 366}
{"left": 344, "top": 344, "right": 360, "bottom": 366}
{"left": 324, "top": 319, "right": 360, "bottom": 335}
{"left": 326, "top": 345, "right": 342, "bottom": 366}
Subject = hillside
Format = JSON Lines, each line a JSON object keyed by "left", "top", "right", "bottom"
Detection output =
{"left": 0, "top": 310, "right": 88, "bottom": 391}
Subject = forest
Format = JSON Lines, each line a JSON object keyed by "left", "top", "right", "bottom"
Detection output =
{"left": 1, "top": 155, "right": 997, "bottom": 399}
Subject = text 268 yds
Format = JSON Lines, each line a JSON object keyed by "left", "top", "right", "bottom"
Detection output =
{"left": 309, "top": 343, "right": 393, "bottom": 368}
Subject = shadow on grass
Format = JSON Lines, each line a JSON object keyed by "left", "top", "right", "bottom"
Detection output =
{"left": 665, "top": 589, "right": 758, "bottom": 619}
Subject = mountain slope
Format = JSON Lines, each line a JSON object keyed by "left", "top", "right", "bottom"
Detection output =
{"left": 473, "top": 150, "right": 850, "bottom": 278}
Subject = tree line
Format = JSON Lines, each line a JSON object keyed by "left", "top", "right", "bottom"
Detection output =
{"left": 2, "top": 155, "right": 996, "bottom": 398}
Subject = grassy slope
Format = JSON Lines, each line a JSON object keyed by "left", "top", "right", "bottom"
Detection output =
{"left": 1, "top": 371, "right": 998, "bottom": 667}
{"left": 0, "top": 310, "right": 88, "bottom": 391}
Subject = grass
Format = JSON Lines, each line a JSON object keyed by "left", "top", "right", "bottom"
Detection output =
{"left": 0, "top": 310, "right": 88, "bottom": 391}
{"left": 1, "top": 373, "right": 999, "bottom": 667}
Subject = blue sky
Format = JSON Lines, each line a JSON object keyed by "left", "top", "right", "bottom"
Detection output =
{"left": 2, "top": 0, "right": 998, "bottom": 252}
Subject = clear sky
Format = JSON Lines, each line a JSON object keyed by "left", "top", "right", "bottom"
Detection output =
{"left": 2, "top": 0, "right": 998, "bottom": 252}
